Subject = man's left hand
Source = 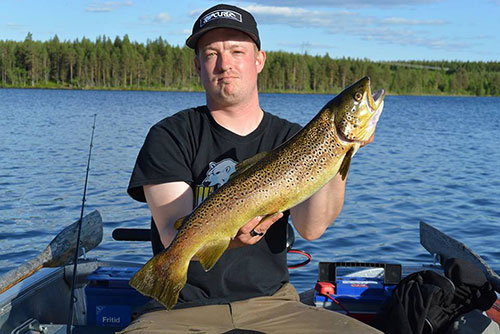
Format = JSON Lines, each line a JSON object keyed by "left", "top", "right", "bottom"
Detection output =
{"left": 361, "top": 132, "right": 375, "bottom": 147}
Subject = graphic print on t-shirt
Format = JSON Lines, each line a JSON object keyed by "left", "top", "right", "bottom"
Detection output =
{"left": 195, "top": 158, "right": 237, "bottom": 207}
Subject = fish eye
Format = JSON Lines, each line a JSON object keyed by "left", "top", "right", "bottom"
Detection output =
{"left": 354, "top": 92, "right": 363, "bottom": 101}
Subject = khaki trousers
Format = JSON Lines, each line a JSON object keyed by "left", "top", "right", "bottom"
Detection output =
{"left": 119, "top": 283, "right": 382, "bottom": 334}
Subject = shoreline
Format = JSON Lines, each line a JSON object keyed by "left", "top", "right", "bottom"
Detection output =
{"left": 1, "top": 85, "right": 496, "bottom": 97}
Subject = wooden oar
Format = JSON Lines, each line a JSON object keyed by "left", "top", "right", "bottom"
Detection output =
{"left": 0, "top": 209, "right": 103, "bottom": 294}
{"left": 420, "top": 220, "right": 500, "bottom": 293}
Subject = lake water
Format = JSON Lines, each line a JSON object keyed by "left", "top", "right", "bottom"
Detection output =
{"left": 1, "top": 88, "right": 499, "bottom": 293}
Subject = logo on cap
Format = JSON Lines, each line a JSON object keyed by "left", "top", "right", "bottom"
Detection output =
{"left": 200, "top": 10, "right": 242, "bottom": 27}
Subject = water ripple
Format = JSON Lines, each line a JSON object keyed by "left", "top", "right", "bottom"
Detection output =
{"left": 1, "top": 90, "right": 499, "bottom": 287}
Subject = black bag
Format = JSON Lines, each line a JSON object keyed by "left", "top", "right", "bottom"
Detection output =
{"left": 371, "top": 258, "right": 497, "bottom": 334}
{"left": 443, "top": 258, "right": 497, "bottom": 317}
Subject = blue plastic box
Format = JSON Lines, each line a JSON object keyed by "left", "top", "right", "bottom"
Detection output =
{"left": 314, "top": 262, "right": 401, "bottom": 323}
{"left": 314, "top": 276, "right": 395, "bottom": 323}
{"left": 314, "top": 275, "right": 394, "bottom": 306}
{"left": 335, "top": 276, "right": 393, "bottom": 298}
{"left": 85, "top": 266, "right": 150, "bottom": 328}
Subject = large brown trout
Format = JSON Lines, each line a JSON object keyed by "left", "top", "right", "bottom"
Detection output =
{"left": 130, "top": 76, "right": 385, "bottom": 309}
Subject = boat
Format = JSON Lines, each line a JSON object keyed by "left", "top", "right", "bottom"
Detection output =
{"left": 1, "top": 210, "right": 499, "bottom": 333}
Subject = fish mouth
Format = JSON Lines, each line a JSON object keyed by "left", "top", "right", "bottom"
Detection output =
{"left": 334, "top": 76, "right": 386, "bottom": 143}
{"left": 367, "top": 85, "right": 385, "bottom": 130}
{"left": 368, "top": 88, "right": 385, "bottom": 113}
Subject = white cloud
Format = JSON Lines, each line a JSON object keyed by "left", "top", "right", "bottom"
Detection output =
{"left": 247, "top": 4, "right": 446, "bottom": 29}
{"left": 352, "top": 25, "right": 467, "bottom": 51}
{"left": 138, "top": 13, "right": 172, "bottom": 25}
{"left": 154, "top": 13, "right": 171, "bottom": 24}
{"left": 4, "top": 23, "right": 27, "bottom": 31}
{"left": 246, "top": 0, "right": 443, "bottom": 8}
{"left": 245, "top": 4, "right": 357, "bottom": 28}
{"left": 86, "top": 7, "right": 111, "bottom": 13}
{"left": 85, "top": 1, "right": 132, "bottom": 13}
{"left": 247, "top": 5, "right": 310, "bottom": 16}
{"left": 382, "top": 17, "right": 446, "bottom": 25}
{"left": 245, "top": 4, "right": 465, "bottom": 53}
{"left": 278, "top": 40, "right": 333, "bottom": 51}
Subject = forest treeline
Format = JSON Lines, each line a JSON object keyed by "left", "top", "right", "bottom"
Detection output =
{"left": 1, "top": 34, "right": 500, "bottom": 96}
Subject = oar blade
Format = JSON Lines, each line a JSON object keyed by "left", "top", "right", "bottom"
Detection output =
{"left": 46, "top": 210, "right": 103, "bottom": 267}
{"left": 0, "top": 210, "right": 103, "bottom": 294}
{"left": 420, "top": 221, "right": 500, "bottom": 293}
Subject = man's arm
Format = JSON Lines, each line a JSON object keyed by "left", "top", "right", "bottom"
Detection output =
{"left": 290, "top": 133, "right": 376, "bottom": 241}
{"left": 144, "top": 182, "right": 193, "bottom": 249}
{"left": 144, "top": 182, "right": 283, "bottom": 251}
{"left": 290, "top": 173, "right": 346, "bottom": 241}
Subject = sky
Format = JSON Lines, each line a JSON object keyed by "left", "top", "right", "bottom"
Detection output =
{"left": 1, "top": 0, "right": 499, "bottom": 62}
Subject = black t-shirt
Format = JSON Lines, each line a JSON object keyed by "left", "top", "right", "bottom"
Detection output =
{"left": 128, "top": 106, "right": 301, "bottom": 308}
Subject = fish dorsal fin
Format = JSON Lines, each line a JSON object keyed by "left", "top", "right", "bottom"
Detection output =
{"left": 195, "top": 239, "right": 230, "bottom": 271}
{"left": 231, "top": 152, "right": 269, "bottom": 179}
{"left": 338, "top": 147, "right": 355, "bottom": 181}
{"left": 173, "top": 216, "right": 188, "bottom": 230}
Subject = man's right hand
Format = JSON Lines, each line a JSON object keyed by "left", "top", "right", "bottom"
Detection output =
{"left": 228, "top": 212, "right": 283, "bottom": 248}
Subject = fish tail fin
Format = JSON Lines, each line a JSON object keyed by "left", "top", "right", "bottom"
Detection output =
{"left": 129, "top": 249, "right": 189, "bottom": 310}
{"left": 196, "top": 238, "right": 230, "bottom": 272}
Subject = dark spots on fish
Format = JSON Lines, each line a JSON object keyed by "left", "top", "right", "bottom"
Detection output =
{"left": 179, "top": 107, "right": 353, "bottom": 231}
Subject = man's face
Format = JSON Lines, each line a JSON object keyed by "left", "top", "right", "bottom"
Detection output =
{"left": 195, "top": 28, "right": 266, "bottom": 108}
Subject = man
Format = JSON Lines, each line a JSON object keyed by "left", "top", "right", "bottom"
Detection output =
{"left": 124, "top": 4, "right": 381, "bottom": 333}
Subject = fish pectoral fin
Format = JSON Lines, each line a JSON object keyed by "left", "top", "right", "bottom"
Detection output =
{"left": 338, "top": 147, "right": 354, "bottom": 181}
{"left": 232, "top": 152, "right": 269, "bottom": 179}
{"left": 196, "top": 239, "right": 230, "bottom": 272}
{"left": 173, "top": 216, "right": 188, "bottom": 230}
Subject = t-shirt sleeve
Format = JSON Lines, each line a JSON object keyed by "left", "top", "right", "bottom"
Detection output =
{"left": 285, "top": 122, "right": 302, "bottom": 141}
{"left": 127, "top": 118, "right": 194, "bottom": 202}
{"left": 272, "top": 115, "right": 302, "bottom": 146}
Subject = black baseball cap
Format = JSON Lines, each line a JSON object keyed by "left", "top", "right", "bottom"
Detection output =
{"left": 186, "top": 4, "right": 261, "bottom": 50}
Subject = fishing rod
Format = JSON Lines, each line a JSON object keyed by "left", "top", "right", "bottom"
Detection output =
{"left": 67, "top": 114, "right": 97, "bottom": 334}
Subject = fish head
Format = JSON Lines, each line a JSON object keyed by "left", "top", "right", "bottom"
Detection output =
{"left": 333, "top": 76, "right": 385, "bottom": 143}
